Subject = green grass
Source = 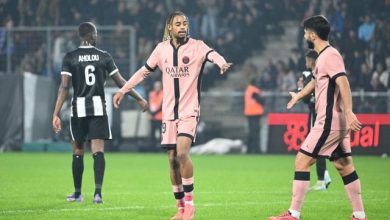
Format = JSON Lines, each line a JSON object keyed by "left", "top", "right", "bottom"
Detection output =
{"left": 0, "top": 153, "right": 389, "bottom": 219}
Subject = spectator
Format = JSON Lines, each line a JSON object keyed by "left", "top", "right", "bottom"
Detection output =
{"left": 358, "top": 62, "right": 372, "bottom": 91}
{"left": 260, "top": 60, "right": 277, "bottom": 90}
{"left": 358, "top": 15, "right": 375, "bottom": 42}
{"left": 367, "top": 74, "right": 387, "bottom": 113}
{"left": 200, "top": 0, "right": 218, "bottom": 40}
{"left": 148, "top": 81, "right": 163, "bottom": 148}
{"left": 276, "top": 60, "right": 296, "bottom": 92}
{"left": 371, "top": 62, "right": 389, "bottom": 89}
{"left": 244, "top": 76, "right": 264, "bottom": 154}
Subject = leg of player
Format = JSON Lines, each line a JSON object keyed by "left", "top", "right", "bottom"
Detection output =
{"left": 91, "top": 139, "right": 105, "bottom": 204}
{"left": 167, "top": 149, "right": 185, "bottom": 220}
{"left": 67, "top": 141, "right": 85, "bottom": 202}
{"left": 310, "top": 158, "right": 330, "bottom": 191}
{"left": 269, "top": 152, "right": 316, "bottom": 220}
{"left": 176, "top": 136, "right": 195, "bottom": 220}
{"left": 324, "top": 168, "right": 331, "bottom": 188}
{"left": 333, "top": 157, "right": 367, "bottom": 220}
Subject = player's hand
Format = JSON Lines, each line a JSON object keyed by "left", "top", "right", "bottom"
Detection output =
{"left": 346, "top": 111, "right": 362, "bottom": 131}
{"left": 220, "top": 63, "right": 233, "bottom": 74}
{"left": 137, "top": 98, "right": 149, "bottom": 112}
{"left": 52, "top": 115, "right": 62, "bottom": 133}
{"left": 113, "top": 92, "right": 125, "bottom": 109}
{"left": 287, "top": 92, "right": 300, "bottom": 109}
{"left": 297, "top": 77, "right": 304, "bottom": 89}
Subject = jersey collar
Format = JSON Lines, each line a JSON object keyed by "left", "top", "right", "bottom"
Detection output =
{"left": 79, "top": 46, "right": 94, "bottom": 49}
{"left": 318, "top": 45, "right": 331, "bottom": 56}
{"left": 170, "top": 37, "right": 190, "bottom": 49}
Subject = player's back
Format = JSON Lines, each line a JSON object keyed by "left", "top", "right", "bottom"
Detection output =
{"left": 61, "top": 46, "right": 118, "bottom": 117}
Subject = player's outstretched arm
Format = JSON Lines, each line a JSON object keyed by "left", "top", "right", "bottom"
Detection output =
{"left": 220, "top": 63, "right": 233, "bottom": 74}
{"left": 207, "top": 51, "right": 232, "bottom": 74}
{"left": 287, "top": 79, "right": 315, "bottom": 109}
{"left": 52, "top": 75, "right": 71, "bottom": 133}
{"left": 113, "top": 66, "right": 151, "bottom": 109}
{"left": 111, "top": 72, "right": 148, "bottom": 111}
{"left": 336, "top": 75, "right": 362, "bottom": 131}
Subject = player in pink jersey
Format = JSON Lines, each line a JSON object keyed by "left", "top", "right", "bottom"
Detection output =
{"left": 269, "top": 15, "right": 367, "bottom": 220}
{"left": 113, "top": 11, "right": 232, "bottom": 220}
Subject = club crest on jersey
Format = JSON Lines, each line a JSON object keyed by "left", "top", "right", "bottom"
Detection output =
{"left": 182, "top": 56, "right": 190, "bottom": 64}
{"left": 165, "top": 66, "right": 190, "bottom": 78}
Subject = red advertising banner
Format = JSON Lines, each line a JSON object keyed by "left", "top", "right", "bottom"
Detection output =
{"left": 267, "top": 113, "right": 390, "bottom": 155}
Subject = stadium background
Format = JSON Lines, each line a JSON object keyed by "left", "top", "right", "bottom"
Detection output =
{"left": 0, "top": 0, "right": 388, "bottom": 154}
{"left": 0, "top": 1, "right": 389, "bottom": 220}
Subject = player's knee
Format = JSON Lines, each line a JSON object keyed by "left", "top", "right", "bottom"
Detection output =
{"left": 295, "top": 164, "right": 310, "bottom": 171}
{"left": 294, "top": 153, "right": 315, "bottom": 171}
{"left": 74, "top": 148, "right": 84, "bottom": 155}
{"left": 294, "top": 160, "right": 312, "bottom": 171}
{"left": 333, "top": 157, "right": 353, "bottom": 173}
{"left": 167, "top": 153, "right": 179, "bottom": 169}
{"left": 167, "top": 150, "right": 179, "bottom": 169}
{"left": 333, "top": 162, "right": 343, "bottom": 171}
{"left": 177, "top": 152, "right": 189, "bottom": 163}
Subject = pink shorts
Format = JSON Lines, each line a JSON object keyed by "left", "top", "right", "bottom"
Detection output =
{"left": 300, "top": 129, "right": 351, "bottom": 161}
{"left": 161, "top": 116, "right": 198, "bottom": 150}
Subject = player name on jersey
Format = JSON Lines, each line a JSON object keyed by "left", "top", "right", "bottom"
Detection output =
{"left": 79, "top": 54, "right": 100, "bottom": 62}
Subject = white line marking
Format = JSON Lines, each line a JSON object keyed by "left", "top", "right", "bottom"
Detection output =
{"left": 1, "top": 198, "right": 388, "bottom": 215}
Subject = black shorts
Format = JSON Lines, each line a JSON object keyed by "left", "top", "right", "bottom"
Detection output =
{"left": 70, "top": 116, "right": 111, "bottom": 142}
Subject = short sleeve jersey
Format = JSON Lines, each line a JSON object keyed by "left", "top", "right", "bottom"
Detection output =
{"left": 144, "top": 38, "right": 214, "bottom": 120}
{"left": 61, "top": 46, "right": 118, "bottom": 117}
{"left": 312, "top": 46, "right": 347, "bottom": 130}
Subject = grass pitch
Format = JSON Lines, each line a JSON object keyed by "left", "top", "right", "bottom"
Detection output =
{"left": 0, "top": 153, "right": 389, "bottom": 219}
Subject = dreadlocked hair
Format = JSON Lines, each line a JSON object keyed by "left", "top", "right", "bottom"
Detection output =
{"left": 162, "top": 11, "right": 189, "bottom": 41}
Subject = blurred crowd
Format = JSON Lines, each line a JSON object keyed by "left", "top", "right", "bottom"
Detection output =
{"left": 0, "top": 0, "right": 389, "bottom": 97}
{"left": 0, "top": 0, "right": 291, "bottom": 86}
{"left": 256, "top": 0, "right": 389, "bottom": 94}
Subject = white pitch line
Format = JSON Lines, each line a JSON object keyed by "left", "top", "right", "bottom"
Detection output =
{"left": 109, "top": 190, "right": 390, "bottom": 195}
{"left": 1, "top": 198, "right": 388, "bottom": 215}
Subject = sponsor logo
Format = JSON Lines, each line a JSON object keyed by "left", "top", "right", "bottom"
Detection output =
{"left": 165, "top": 66, "right": 190, "bottom": 78}
{"left": 351, "top": 122, "right": 380, "bottom": 148}
{"left": 268, "top": 113, "right": 390, "bottom": 154}
{"left": 283, "top": 120, "right": 307, "bottom": 152}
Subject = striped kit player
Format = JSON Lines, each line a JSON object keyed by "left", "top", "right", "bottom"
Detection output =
{"left": 61, "top": 45, "right": 117, "bottom": 141}
{"left": 52, "top": 22, "right": 147, "bottom": 204}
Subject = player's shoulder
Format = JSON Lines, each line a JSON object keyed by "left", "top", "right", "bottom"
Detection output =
{"left": 64, "top": 48, "right": 79, "bottom": 59}
{"left": 157, "top": 40, "right": 170, "bottom": 49}
{"left": 326, "top": 46, "right": 342, "bottom": 58}
{"left": 91, "top": 47, "right": 112, "bottom": 59}
{"left": 318, "top": 46, "right": 342, "bottom": 63}
{"left": 65, "top": 46, "right": 109, "bottom": 57}
{"left": 188, "top": 38, "right": 206, "bottom": 46}
{"left": 321, "top": 47, "right": 343, "bottom": 66}
{"left": 329, "top": 46, "right": 341, "bottom": 54}
{"left": 93, "top": 47, "right": 109, "bottom": 54}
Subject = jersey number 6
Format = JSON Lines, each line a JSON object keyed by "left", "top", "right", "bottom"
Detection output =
{"left": 85, "top": 65, "right": 96, "bottom": 86}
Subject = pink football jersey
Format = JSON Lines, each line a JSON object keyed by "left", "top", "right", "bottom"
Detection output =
{"left": 119, "top": 38, "right": 227, "bottom": 120}
{"left": 313, "top": 46, "right": 348, "bottom": 130}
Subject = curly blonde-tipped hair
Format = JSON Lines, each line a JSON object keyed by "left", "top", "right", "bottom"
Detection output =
{"left": 163, "top": 11, "right": 189, "bottom": 41}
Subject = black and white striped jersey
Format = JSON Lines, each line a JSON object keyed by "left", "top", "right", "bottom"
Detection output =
{"left": 61, "top": 46, "right": 118, "bottom": 118}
